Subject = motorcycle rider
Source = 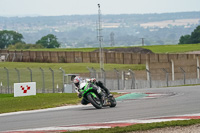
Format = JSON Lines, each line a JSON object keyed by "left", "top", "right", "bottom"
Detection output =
{"left": 72, "top": 76, "right": 112, "bottom": 105}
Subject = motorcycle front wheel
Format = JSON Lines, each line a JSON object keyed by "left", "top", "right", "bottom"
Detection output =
{"left": 87, "top": 94, "right": 102, "bottom": 109}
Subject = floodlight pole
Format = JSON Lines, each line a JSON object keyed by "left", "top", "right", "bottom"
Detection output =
{"left": 140, "top": 38, "right": 145, "bottom": 46}
{"left": 97, "top": 4, "right": 104, "bottom": 70}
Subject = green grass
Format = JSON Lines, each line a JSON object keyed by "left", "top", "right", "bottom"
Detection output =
{"left": 9, "top": 47, "right": 99, "bottom": 52}
{"left": 8, "top": 43, "right": 200, "bottom": 53}
{"left": 66, "top": 119, "right": 200, "bottom": 133}
{"left": 0, "top": 62, "right": 145, "bottom": 73}
{"left": 142, "top": 44, "right": 200, "bottom": 53}
{"left": 0, "top": 93, "right": 81, "bottom": 114}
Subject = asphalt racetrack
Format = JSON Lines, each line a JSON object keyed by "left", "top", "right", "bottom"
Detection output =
{"left": 0, "top": 85, "right": 200, "bottom": 132}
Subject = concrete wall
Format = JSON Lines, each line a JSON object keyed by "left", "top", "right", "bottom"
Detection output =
{"left": 147, "top": 55, "right": 199, "bottom": 80}
{"left": 0, "top": 50, "right": 199, "bottom": 65}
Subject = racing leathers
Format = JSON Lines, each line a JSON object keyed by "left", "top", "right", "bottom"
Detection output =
{"left": 77, "top": 78, "right": 112, "bottom": 105}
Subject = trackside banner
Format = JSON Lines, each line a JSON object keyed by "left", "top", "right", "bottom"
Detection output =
{"left": 14, "top": 82, "right": 36, "bottom": 97}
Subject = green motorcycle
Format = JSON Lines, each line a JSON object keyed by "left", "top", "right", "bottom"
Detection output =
{"left": 78, "top": 81, "right": 117, "bottom": 109}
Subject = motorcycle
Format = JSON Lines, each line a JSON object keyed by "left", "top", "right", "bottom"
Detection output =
{"left": 75, "top": 81, "right": 117, "bottom": 109}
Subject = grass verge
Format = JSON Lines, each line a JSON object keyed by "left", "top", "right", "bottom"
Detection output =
{"left": 66, "top": 119, "right": 200, "bottom": 133}
{"left": 0, "top": 93, "right": 81, "bottom": 114}
{"left": 0, "top": 92, "right": 118, "bottom": 114}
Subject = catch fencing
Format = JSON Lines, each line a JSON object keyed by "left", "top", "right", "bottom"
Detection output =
{"left": 1, "top": 67, "right": 200, "bottom": 94}
{"left": 0, "top": 67, "right": 64, "bottom": 94}
{"left": 86, "top": 67, "right": 200, "bottom": 90}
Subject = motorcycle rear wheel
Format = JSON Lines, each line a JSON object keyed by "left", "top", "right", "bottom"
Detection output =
{"left": 109, "top": 97, "right": 117, "bottom": 107}
{"left": 87, "top": 94, "right": 102, "bottom": 109}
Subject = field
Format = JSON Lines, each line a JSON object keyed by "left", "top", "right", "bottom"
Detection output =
{"left": 140, "top": 18, "right": 200, "bottom": 28}
{"left": 9, "top": 43, "right": 200, "bottom": 53}
{"left": 142, "top": 44, "right": 200, "bottom": 53}
{"left": 0, "top": 62, "right": 145, "bottom": 73}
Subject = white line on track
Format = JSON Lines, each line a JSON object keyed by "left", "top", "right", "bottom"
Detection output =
{"left": 0, "top": 104, "right": 88, "bottom": 117}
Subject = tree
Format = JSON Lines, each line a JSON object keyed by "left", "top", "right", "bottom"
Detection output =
{"left": 179, "top": 35, "right": 191, "bottom": 44}
{"left": 190, "top": 25, "right": 200, "bottom": 43}
{"left": 0, "top": 30, "right": 24, "bottom": 49}
{"left": 36, "top": 34, "right": 60, "bottom": 48}
{"left": 179, "top": 25, "right": 200, "bottom": 44}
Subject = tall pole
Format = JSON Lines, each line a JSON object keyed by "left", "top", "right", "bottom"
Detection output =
{"left": 140, "top": 38, "right": 145, "bottom": 46}
{"left": 110, "top": 32, "right": 115, "bottom": 46}
{"left": 97, "top": 4, "right": 104, "bottom": 70}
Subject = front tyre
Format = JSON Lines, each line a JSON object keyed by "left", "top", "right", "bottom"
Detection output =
{"left": 87, "top": 94, "right": 102, "bottom": 109}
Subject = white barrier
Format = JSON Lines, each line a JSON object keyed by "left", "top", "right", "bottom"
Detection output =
{"left": 14, "top": 82, "right": 36, "bottom": 97}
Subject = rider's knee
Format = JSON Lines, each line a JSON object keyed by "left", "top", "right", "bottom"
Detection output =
{"left": 97, "top": 81, "right": 103, "bottom": 87}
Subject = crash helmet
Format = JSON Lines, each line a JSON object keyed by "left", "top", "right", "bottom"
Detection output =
{"left": 73, "top": 76, "right": 82, "bottom": 88}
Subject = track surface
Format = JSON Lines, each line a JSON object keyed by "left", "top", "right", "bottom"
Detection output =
{"left": 1, "top": 85, "right": 200, "bottom": 132}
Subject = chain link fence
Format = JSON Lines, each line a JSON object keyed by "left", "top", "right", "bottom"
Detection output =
{"left": 1, "top": 66, "right": 200, "bottom": 94}
{"left": 85, "top": 67, "right": 200, "bottom": 91}
{"left": 0, "top": 67, "right": 63, "bottom": 94}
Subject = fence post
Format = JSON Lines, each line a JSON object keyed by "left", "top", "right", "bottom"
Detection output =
{"left": 27, "top": 67, "right": 32, "bottom": 82}
{"left": 101, "top": 68, "right": 106, "bottom": 86}
{"left": 59, "top": 67, "right": 65, "bottom": 93}
{"left": 114, "top": 68, "right": 120, "bottom": 90}
{"left": 146, "top": 69, "right": 152, "bottom": 88}
{"left": 0, "top": 82, "right": 2, "bottom": 94}
{"left": 91, "top": 67, "right": 96, "bottom": 78}
{"left": 180, "top": 67, "right": 186, "bottom": 85}
{"left": 162, "top": 68, "right": 169, "bottom": 87}
{"left": 122, "top": 71, "right": 125, "bottom": 89}
{"left": 171, "top": 59, "right": 175, "bottom": 81}
{"left": 4, "top": 67, "right": 9, "bottom": 94}
{"left": 197, "top": 66, "right": 200, "bottom": 79}
{"left": 15, "top": 68, "right": 20, "bottom": 83}
{"left": 129, "top": 69, "right": 135, "bottom": 89}
{"left": 87, "top": 67, "right": 93, "bottom": 78}
{"left": 39, "top": 67, "right": 45, "bottom": 93}
{"left": 49, "top": 68, "right": 55, "bottom": 93}
{"left": 197, "top": 57, "right": 200, "bottom": 79}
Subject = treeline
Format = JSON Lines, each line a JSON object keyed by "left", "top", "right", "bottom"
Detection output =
{"left": 0, "top": 30, "right": 60, "bottom": 49}
{"left": 179, "top": 25, "right": 200, "bottom": 44}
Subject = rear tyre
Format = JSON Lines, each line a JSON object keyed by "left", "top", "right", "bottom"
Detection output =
{"left": 109, "top": 97, "right": 117, "bottom": 107}
{"left": 87, "top": 94, "right": 102, "bottom": 109}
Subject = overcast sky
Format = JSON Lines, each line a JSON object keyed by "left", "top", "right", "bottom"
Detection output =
{"left": 0, "top": 0, "right": 199, "bottom": 17}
